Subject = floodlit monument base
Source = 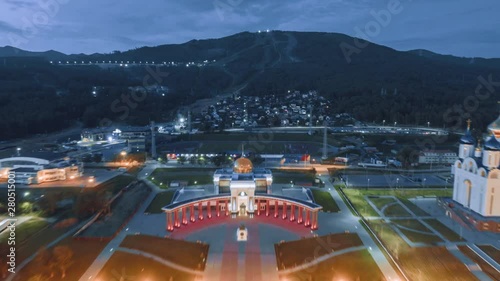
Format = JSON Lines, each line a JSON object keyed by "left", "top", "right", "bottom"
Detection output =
{"left": 237, "top": 225, "right": 248, "bottom": 241}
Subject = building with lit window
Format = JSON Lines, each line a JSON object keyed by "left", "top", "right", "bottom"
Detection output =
{"left": 0, "top": 153, "right": 82, "bottom": 185}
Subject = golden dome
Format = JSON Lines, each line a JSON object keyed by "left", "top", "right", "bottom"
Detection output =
{"left": 233, "top": 157, "right": 253, "bottom": 173}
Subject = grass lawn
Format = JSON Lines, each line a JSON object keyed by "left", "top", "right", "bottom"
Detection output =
{"left": 126, "top": 165, "right": 143, "bottom": 177}
{"left": 15, "top": 222, "right": 74, "bottom": 263}
{"left": 383, "top": 204, "right": 412, "bottom": 217}
{"left": 458, "top": 246, "right": 500, "bottom": 281}
{"left": 96, "top": 174, "right": 135, "bottom": 194}
{"left": 342, "top": 188, "right": 451, "bottom": 218}
{"left": 281, "top": 249, "right": 384, "bottom": 281}
{"left": 145, "top": 191, "right": 176, "bottom": 213}
{"left": 0, "top": 218, "right": 48, "bottom": 244}
{"left": 367, "top": 219, "right": 409, "bottom": 254}
{"left": 310, "top": 189, "right": 340, "bottom": 212}
{"left": 398, "top": 228, "right": 443, "bottom": 244}
{"left": 342, "top": 188, "right": 379, "bottom": 217}
{"left": 197, "top": 141, "right": 305, "bottom": 154}
{"left": 477, "top": 245, "right": 500, "bottom": 264}
{"left": 424, "top": 219, "right": 465, "bottom": 242}
{"left": 368, "top": 197, "right": 396, "bottom": 210}
{"left": 392, "top": 219, "right": 433, "bottom": 233}
{"left": 96, "top": 251, "right": 198, "bottom": 281}
{"left": 367, "top": 220, "right": 476, "bottom": 281}
{"left": 335, "top": 187, "right": 359, "bottom": 216}
{"left": 149, "top": 168, "right": 214, "bottom": 187}
{"left": 399, "top": 198, "right": 429, "bottom": 216}
{"left": 271, "top": 169, "right": 315, "bottom": 184}
{"left": 181, "top": 132, "right": 343, "bottom": 146}
{"left": 13, "top": 237, "right": 108, "bottom": 281}
{"left": 358, "top": 188, "right": 453, "bottom": 199}
{"left": 120, "top": 234, "right": 209, "bottom": 270}
{"left": 275, "top": 233, "right": 363, "bottom": 270}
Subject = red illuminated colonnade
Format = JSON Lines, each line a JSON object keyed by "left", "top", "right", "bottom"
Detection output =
{"left": 162, "top": 195, "right": 322, "bottom": 232}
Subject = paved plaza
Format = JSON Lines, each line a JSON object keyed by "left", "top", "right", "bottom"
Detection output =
{"left": 60, "top": 163, "right": 499, "bottom": 281}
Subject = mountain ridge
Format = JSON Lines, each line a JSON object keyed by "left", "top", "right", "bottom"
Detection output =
{"left": 1, "top": 30, "right": 500, "bottom": 140}
{"left": 1, "top": 31, "right": 499, "bottom": 64}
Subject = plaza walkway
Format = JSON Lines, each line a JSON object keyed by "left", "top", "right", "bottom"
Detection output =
{"left": 278, "top": 245, "right": 366, "bottom": 275}
{"left": 317, "top": 175, "right": 403, "bottom": 280}
{"left": 363, "top": 194, "right": 500, "bottom": 280}
{"left": 78, "top": 165, "right": 160, "bottom": 281}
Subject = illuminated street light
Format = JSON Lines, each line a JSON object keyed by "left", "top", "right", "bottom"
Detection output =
{"left": 121, "top": 151, "right": 127, "bottom": 162}
{"left": 24, "top": 192, "right": 30, "bottom": 197}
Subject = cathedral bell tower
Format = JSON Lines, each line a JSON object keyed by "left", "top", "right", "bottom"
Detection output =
{"left": 459, "top": 119, "right": 476, "bottom": 159}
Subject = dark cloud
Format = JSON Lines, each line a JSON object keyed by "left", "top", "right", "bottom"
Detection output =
{"left": 0, "top": 0, "right": 498, "bottom": 57}
{"left": 0, "top": 20, "right": 20, "bottom": 34}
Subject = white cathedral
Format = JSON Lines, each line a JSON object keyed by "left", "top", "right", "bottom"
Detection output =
{"left": 452, "top": 117, "right": 500, "bottom": 217}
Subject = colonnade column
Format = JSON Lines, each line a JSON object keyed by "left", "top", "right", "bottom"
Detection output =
{"left": 216, "top": 200, "right": 220, "bottom": 217}
{"left": 311, "top": 210, "right": 318, "bottom": 230}
{"left": 266, "top": 200, "right": 270, "bottom": 216}
{"left": 257, "top": 199, "right": 261, "bottom": 216}
{"left": 207, "top": 201, "right": 212, "bottom": 219}
{"left": 175, "top": 209, "right": 181, "bottom": 228}
{"left": 304, "top": 209, "right": 311, "bottom": 227}
{"left": 297, "top": 207, "right": 303, "bottom": 224}
{"left": 290, "top": 204, "right": 295, "bottom": 222}
{"left": 198, "top": 201, "right": 204, "bottom": 221}
{"left": 225, "top": 200, "right": 229, "bottom": 216}
{"left": 166, "top": 212, "right": 173, "bottom": 231}
{"left": 274, "top": 200, "right": 279, "bottom": 218}
{"left": 282, "top": 202, "right": 287, "bottom": 220}
{"left": 182, "top": 207, "right": 188, "bottom": 225}
{"left": 190, "top": 204, "right": 196, "bottom": 222}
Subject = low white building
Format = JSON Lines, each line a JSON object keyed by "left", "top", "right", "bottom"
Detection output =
{"left": 419, "top": 150, "right": 458, "bottom": 164}
{"left": 0, "top": 154, "right": 82, "bottom": 185}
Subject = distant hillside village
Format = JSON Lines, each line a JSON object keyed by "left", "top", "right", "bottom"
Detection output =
{"left": 195, "top": 91, "right": 337, "bottom": 131}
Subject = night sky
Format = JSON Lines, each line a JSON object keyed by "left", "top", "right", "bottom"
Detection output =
{"left": 0, "top": 0, "right": 499, "bottom": 57}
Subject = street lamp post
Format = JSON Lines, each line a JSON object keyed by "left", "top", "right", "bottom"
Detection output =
{"left": 396, "top": 178, "right": 399, "bottom": 189}
{"left": 427, "top": 121, "right": 430, "bottom": 128}
{"left": 423, "top": 178, "right": 426, "bottom": 188}
{"left": 120, "top": 151, "right": 127, "bottom": 163}
{"left": 367, "top": 178, "right": 370, "bottom": 189}
{"left": 383, "top": 120, "right": 386, "bottom": 126}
